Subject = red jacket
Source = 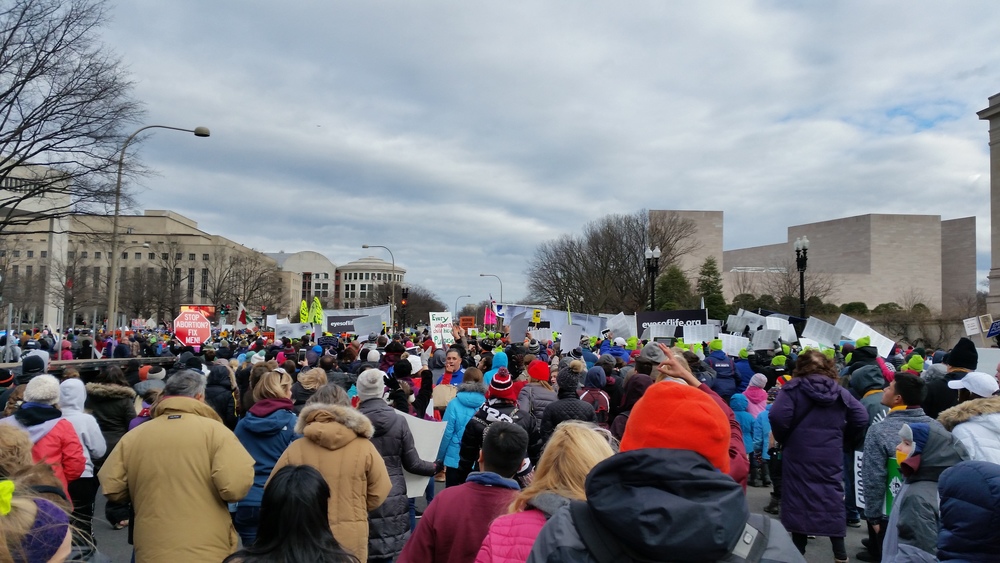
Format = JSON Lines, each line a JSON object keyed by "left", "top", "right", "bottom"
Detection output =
{"left": 0, "top": 410, "right": 85, "bottom": 497}
{"left": 398, "top": 473, "right": 519, "bottom": 563}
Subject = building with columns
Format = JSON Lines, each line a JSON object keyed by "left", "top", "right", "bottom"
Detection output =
{"left": 979, "top": 92, "right": 1000, "bottom": 317}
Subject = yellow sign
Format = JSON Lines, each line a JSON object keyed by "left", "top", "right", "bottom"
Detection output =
{"left": 532, "top": 309, "right": 542, "bottom": 323}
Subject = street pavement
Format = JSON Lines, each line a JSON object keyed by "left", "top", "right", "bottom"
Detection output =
{"left": 94, "top": 479, "right": 869, "bottom": 563}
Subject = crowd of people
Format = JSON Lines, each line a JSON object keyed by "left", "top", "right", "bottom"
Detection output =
{"left": 1, "top": 323, "right": 999, "bottom": 562}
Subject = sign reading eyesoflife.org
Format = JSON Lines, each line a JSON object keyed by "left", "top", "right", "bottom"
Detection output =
{"left": 173, "top": 311, "right": 211, "bottom": 346}
{"left": 636, "top": 309, "right": 709, "bottom": 338}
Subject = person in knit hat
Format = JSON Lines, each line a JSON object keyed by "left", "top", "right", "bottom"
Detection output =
{"left": 743, "top": 373, "right": 768, "bottom": 417}
{"left": 925, "top": 337, "right": 978, "bottom": 419}
{"left": 457, "top": 367, "right": 532, "bottom": 482}
{"left": 528, "top": 360, "right": 803, "bottom": 563}
{"left": 519, "top": 359, "right": 558, "bottom": 465}
{"left": 578, "top": 367, "right": 610, "bottom": 429}
{"left": 902, "top": 355, "right": 924, "bottom": 376}
{"left": 0, "top": 374, "right": 86, "bottom": 498}
{"left": 539, "top": 362, "right": 596, "bottom": 446}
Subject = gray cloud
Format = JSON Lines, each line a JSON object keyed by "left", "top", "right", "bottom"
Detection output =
{"left": 103, "top": 1, "right": 999, "bottom": 310}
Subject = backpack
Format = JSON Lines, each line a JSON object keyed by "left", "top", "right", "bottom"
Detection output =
{"left": 569, "top": 500, "right": 771, "bottom": 563}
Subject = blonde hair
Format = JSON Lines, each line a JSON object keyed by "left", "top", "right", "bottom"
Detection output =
{"left": 0, "top": 426, "right": 32, "bottom": 477}
{"left": 253, "top": 371, "right": 293, "bottom": 402}
{"left": 654, "top": 347, "right": 691, "bottom": 383}
{"left": 1, "top": 491, "right": 73, "bottom": 561}
{"left": 509, "top": 421, "right": 615, "bottom": 513}
{"left": 297, "top": 368, "right": 327, "bottom": 391}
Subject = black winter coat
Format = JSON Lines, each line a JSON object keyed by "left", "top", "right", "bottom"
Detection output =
{"left": 358, "top": 398, "right": 436, "bottom": 559}
{"left": 458, "top": 397, "right": 532, "bottom": 474}
{"left": 205, "top": 366, "right": 238, "bottom": 429}
{"left": 85, "top": 383, "right": 137, "bottom": 464}
{"left": 518, "top": 383, "right": 558, "bottom": 464}
{"left": 539, "top": 390, "right": 596, "bottom": 445}
{"left": 326, "top": 368, "right": 356, "bottom": 391}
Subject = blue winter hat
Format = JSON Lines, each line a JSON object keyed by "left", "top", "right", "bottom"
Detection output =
{"left": 584, "top": 366, "right": 607, "bottom": 389}
{"left": 900, "top": 423, "right": 931, "bottom": 456}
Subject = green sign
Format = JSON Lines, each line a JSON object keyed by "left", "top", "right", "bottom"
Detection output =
{"left": 885, "top": 458, "right": 903, "bottom": 515}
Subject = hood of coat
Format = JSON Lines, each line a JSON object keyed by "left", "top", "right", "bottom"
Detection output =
{"left": 527, "top": 492, "right": 570, "bottom": 519}
{"left": 152, "top": 396, "right": 223, "bottom": 423}
{"left": 491, "top": 351, "right": 508, "bottom": 370}
{"left": 206, "top": 365, "right": 232, "bottom": 388}
{"left": 296, "top": 403, "right": 374, "bottom": 450}
{"left": 58, "top": 378, "right": 87, "bottom": 413}
{"left": 904, "top": 423, "right": 969, "bottom": 482}
{"left": 729, "top": 393, "right": 749, "bottom": 412}
{"left": 938, "top": 396, "right": 1000, "bottom": 431}
{"left": 785, "top": 374, "right": 842, "bottom": 405}
{"left": 585, "top": 449, "right": 749, "bottom": 561}
{"left": 849, "top": 364, "right": 886, "bottom": 397}
{"left": 428, "top": 349, "right": 447, "bottom": 370}
{"left": 743, "top": 386, "right": 767, "bottom": 406}
{"left": 240, "top": 406, "right": 296, "bottom": 437}
{"left": 620, "top": 374, "right": 653, "bottom": 412}
{"left": 849, "top": 346, "right": 879, "bottom": 367}
{"left": 85, "top": 382, "right": 136, "bottom": 401}
{"left": 456, "top": 380, "right": 487, "bottom": 396}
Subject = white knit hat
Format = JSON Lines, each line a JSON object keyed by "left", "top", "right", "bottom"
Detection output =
{"left": 367, "top": 350, "right": 381, "bottom": 364}
{"left": 356, "top": 369, "right": 386, "bottom": 402}
{"left": 24, "top": 374, "right": 60, "bottom": 405}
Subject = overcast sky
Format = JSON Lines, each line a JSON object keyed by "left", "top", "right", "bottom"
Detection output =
{"left": 101, "top": 1, "right": 1000, "bottom": 311}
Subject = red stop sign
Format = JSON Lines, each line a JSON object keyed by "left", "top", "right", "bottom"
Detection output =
{"left": 174, "top": 311, "right": 211, "bottom": 346}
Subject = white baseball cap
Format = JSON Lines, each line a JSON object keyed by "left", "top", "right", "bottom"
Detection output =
{"left": 613, "top": 337, "right": 627, "bottom": 347}
{"left": 948, "top": 371, "right": 1000, "bottom": 398}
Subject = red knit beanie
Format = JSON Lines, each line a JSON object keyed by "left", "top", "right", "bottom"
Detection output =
{"left": 620, "top": 382, "right": 730, "bottom": 474}
{"left": 527, "top": 359, "right": 550, "bottom": 382}
{"left": 488, "top": 367, "right": 518, "bottom": 401}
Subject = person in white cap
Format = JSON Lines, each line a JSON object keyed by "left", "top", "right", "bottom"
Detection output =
{"left": 937, "top": 371, "right": 1000, "bottom": 464}
{"left": 598, "top": 332, "right": 631, "bottom": 364}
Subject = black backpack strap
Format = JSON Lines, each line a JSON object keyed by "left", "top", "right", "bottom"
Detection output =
{"left": 569, "top": 500, "right": 625, "bottom": 563}
{"left": 726, "top": 513, "right": 770, "bottom": 563}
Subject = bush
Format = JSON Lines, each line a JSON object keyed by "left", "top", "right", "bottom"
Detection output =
{"left": 842, "top": 302, "right": 870, "bottom": 315}
{"left": 872, "top": 302, "right": 902, "bottom": 315}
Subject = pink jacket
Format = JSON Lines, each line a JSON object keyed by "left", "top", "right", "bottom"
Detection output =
{"left": 476, "top": 508, "right": 548, "bottom": 563}
{"left": 744, "top": 386, "right": 768, "bottom": 418}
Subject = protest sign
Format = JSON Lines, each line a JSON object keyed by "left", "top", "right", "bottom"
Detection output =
{"left": 719, "top": 334, "right": 750, "bottom": 357}
{"left": 326, "top": 315, "right": 362, "bottom": 333}
{"left": 605, "top": 313, "right": 635, "bottom": 339}
{"left": 636, "top": 310, "right": 709, "bottom": 338}
{"left": 507, "top": 313, "right": 530, "bottom": 346}
{"left": 802, "top": 317, "right": 841, "bottom": 348}
{"left": 429, "top": 312, "right": 454, "bottom": 348}
{"left": 751, "top": 329, "right": 781, "bottom": 351}
{"left": 351, "top": 315, "right": 383, "bottom": 338}
{"left": 558, "top": 325, "right": 584, "bottom": 352}
{"left": 274, "top": 322, "right": 311, "bottom": 340}
{"left": 683, "top": 324, "right": 718, "bottom": 344}
{"left": 397, "top": 413, "right": 447, "bottom": 498}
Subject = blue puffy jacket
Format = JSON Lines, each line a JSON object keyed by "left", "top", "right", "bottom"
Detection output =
{"left": 436, "top": 381, "right": 487, "bottom": 468}
{"left": 483, "top": 351, "right": 508, "bottom": 385}
{"left": 734, "top": 359, "right": 755, "bottom": 393}
{"left": 598, "top": 340, "right": 631, "bottom": 364}
{"left": 729, "top": 394, "right": 754, "bottom": 455}
{"left": 753, "top": 404, "right": 772, "bottom": 460}
{"left": 938, "top": 460, "right": 1000, "bottom": 562}
{"left": 234, "top": 402, "right": 297, "bottom": 507}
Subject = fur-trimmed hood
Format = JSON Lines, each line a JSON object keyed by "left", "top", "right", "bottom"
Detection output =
{"left": 296, "top": 403, "right": 374, "bottom": 451}
{"left": 85, "top": 382, "right": 136, "bottom": 401}
{"left": 456, "top": 380, "right": 486, "bottom": 395}
{"left": 938, "top": 396, "right": 1000, "bottom": 431}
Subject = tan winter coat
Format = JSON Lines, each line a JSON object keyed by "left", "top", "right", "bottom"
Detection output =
{"left": 98, "top": 396, "right": 254, "bottom": 563}
{"left": 270, "top": 403, "right": 391, "bottom": 561}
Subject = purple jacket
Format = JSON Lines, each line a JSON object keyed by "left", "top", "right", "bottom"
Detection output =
{"left": 768, "top": 374, "right": 867, "bottom": 537}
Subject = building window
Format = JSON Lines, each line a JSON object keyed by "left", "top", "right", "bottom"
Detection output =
{"left": 377, "top": 272, "right": 382, "bottom": 281}
{"left": 80, "top": 251, "right": 87, "bottom": 259}
{"left": 11, "top": 266, "right": 17, "bottom": 277}
{"left": 12, "top": 250, "right": 19, "bottom": 257}
{"left": 26, "top": 251, "right": 33, "bottom": 258}
{"left": 95, "top": 252, "right": 101, "bottom": 259}
{"left": 122, "top": 252, "right": 127, "bottom": 259}
{"left": 202, "top": 254, "right": 209, "bottom": 261}
{"left": 149, "top": 253, "right": 155, "bottom": 260}
{"left": 176, "top": 253, "right": 183, "bottom": 260}
{"left": 364, "top": 272, "right": 370, "bottom": 280}
{"left": 134, "top": 252, "right": 141, "bottom": 260}
{"left": 24, "top": 265, "right": 31, "bottom": 277}
{"left": 161, "top": 253, "right": 168, "bottom": 260}
{"left": 39, "top": 251, "right": 47, "bottom": 258}
{"left": 324, "top": 273, "right": 329, "bottom": 279}
{"left": 321, "top": 290, "right": 328, "bottom": 297}
{"left": 67, "top": 251, "right": 75, "bottom": 259}
{"left": 93, "top": 267, "right": 100, "bottom": 286}
{"left": 187, "top": 268, "right": 195, "bottom": 300}
{"left": 188, "top": 254, "right": 195, "bottom": 261}
{"left": 200, "top": 268, "right": 208, "bottom": 297}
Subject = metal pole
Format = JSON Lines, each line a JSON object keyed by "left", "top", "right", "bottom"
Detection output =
{"left": 799, "top": 266, "right": 806, "bottom": 318}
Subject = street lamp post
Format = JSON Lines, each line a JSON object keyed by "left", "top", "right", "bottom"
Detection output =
{"left": 107, "top": 124, "right": 210, "bottom": 330}
{"left": 794, "top": 236, "right": 810, "bottom": 318}
{"left": 455, "top": 294, "right": 470, "bottom": 317}
{"left": 644, "top": 246, "right": 661, "bottom": 311}
{"left": 480, "top": 273, "right": 503, "bottom": 326}
{"left": 362, "top": 244, "right": 395, "bottom": 329}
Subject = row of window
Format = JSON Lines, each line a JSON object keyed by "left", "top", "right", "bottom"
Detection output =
{"left": 311, "top": 272, "right": 331, "bottom": 279}
{"left": 0, "top": 250, "right": 47, "bottom": 258}
{"left": 64, "top": 251, "right": 212, "bottom": 262}
{"left": 342, "top": 271, "right": 401, "bottom": 282}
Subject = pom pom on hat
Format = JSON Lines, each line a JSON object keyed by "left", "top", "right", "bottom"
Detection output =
{"left": 621, "top": 382, "right": 730, "bottom": 473}
{"left": 527, "top": 339, "right": 540, "bottom": 354}
{"left": 24, "top": 374, "right": 60, "bottom": 405}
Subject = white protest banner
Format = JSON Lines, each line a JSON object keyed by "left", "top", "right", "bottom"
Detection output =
{"left": 719, "top": 334, "right": 750, "bottom": 357}
{"left": 683, "top": 324, "right": 718, "bottom": 344}
{"left": 558, "top": 325, "right": 584, "bottom": 352}
{"left": 835, "top": 314, "right": 859, "bottom": 339}
{"left": 351, "top": 315, "right": 383, "bottom": 338}
{"left": 605, "top": 313, "right": 636, "bottom": 339}
{"left": 764, "top": 316, "right": 799, "bottom": 343}
{"left": 798, "top": 337, "right": 821, "bottom": 350}
{"left": 964, "top": 317, "right": 982, "bottom": 336}
{"left": 507, "top": 313, "right": 530, "bottom": 346}
{"left": 265, "top": 314, "right": 277, "bottom": 328}
{"left": 396, "top": 412, "right": 447, "bottom": 498}
{"left": 535, "top": 328, "right": 553, "bottom": 344}
{"left": 752, "top": 329, "right": 781, "bottom": 351}
{"left": 726, "top": 315, "right": 749, "bottom": 334}
{"left": 854, "top": 451, "right": 865, "bottom": 510}
{"left": 847, "top": 323, "right": 895, "bottom": 358}
{"left": 741, "top": 311, "right": 766, "bottom": 331}
{"left": 274, "top": 322, "right": 311, "bottom": 340}
{"left": 429, "top": 312, "right": 454, "bottom": 349}
{"left": 802, "top": 317, "right": 841, "bottom": 348}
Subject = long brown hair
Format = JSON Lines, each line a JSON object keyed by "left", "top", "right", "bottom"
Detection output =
{"left": 792, "top": 349, "right": 838, "bottom": 380}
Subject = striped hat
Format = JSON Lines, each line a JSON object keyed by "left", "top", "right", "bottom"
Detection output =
{"left": 488, "top": 367, "right": 517, "bottom": 401}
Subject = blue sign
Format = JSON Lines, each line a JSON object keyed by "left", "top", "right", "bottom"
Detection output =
{"left": 987, "top": 321, "right": 1000, "bottom": 338}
